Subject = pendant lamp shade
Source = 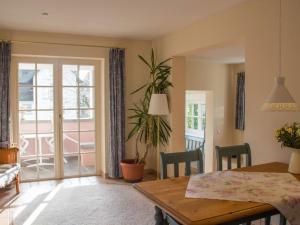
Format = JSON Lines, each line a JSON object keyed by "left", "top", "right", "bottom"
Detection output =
{"left": 148, "top": 94, "right": 169, "bottom": 115}
{"left": 261, "top": 0, "right": 297, "bottom": 112}
{"left": 261, "top": 77, "right": 297, "bottom": 111}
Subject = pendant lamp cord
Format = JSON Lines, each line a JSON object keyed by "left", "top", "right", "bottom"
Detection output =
{"left": 279, "top": 0, "right": 282, "bottom": 77}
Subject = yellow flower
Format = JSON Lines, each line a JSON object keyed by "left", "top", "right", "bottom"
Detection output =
{"left": 297, "top": 129, "right": 300, "bottom": 137}
{"left": 286, "top": 127, "right": 293, "bottom": 134}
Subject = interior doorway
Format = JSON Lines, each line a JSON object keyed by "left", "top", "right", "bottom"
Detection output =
{"left": 185, "top": 91, "right": 206, "bottom": 151}
{"left": 182, "top": 41, "right": 246, "bottom": 172}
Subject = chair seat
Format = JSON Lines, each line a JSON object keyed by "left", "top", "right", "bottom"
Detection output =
{"left": 0, "top": 163, "right": 20, "bottom": 188}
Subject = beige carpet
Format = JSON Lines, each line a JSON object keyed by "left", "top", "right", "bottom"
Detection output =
{"left": 7, "top": 181, "right": 155, "bottom": 225}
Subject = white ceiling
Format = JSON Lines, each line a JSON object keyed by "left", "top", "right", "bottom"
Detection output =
{"left": 0, "top": 0, "right": 247, "bottom": 40}
{"left": 186, "top": 42, "right": 245, "bottom": 64}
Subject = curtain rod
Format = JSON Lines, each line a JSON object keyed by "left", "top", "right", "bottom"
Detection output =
{"left": 0, "top": 39, "right": 125, "bottom": 49}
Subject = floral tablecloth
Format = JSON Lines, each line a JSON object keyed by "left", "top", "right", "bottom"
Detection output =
{"left": 185, "top": 171, "right": 300, "bottom": 225}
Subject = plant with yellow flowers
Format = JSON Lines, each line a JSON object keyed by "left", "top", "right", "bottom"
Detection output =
{"left": 275, "top": 123, "right": 300, "bottom": 149}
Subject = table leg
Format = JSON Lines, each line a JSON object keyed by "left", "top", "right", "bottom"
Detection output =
{"left": 154, "top": 206, "right": 167, "bottom": 225}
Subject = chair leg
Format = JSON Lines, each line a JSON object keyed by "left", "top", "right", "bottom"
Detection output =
{"left": 265, "top": 216, "right": 271, "bottom": 225}
{"left": 15, "top": 173, "right": 20, "bottom": 194}
{"left": 279, "top": 214, "right": 286, "bottom": 225}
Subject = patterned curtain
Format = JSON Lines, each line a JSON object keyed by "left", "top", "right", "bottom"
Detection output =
{"left": 235, "top": 72, "right": 245, "bottom": 130}
{"left": 108, "top": 48, "right": 125, "bottom": 178}
{"left": 0, "top": 41, "right": 11, "bottom": 148}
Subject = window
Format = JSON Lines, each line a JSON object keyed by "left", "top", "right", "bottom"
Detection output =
{"left": 14, "top": 57, "right": 99, "bottom": 181}
{"left": 185, "top": 102, "right": 206, "bottom": 138}
{"left": 62, "top": 65, "right": 95, "bottom": 120}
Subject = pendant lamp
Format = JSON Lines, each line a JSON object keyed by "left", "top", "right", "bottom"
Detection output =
{"left": 261, "top": 0, "right": 297, "bottom": 111}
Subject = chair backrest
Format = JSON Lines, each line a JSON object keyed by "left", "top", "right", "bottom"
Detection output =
{"left": 160, "top": 149, "right": 204, "bottom": 179}
{"left": 215, "top": 143, "right": 251, "bottom": 171}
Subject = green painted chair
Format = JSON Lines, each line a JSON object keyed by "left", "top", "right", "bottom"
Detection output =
{"left": 160, "top": 148, "right": 204, "bottom": 179}
{"left": 215, "top": 143, "right": 252, "bottom": 171}
{"left": 157, "top": 149, "right": 204, "bottom": 225}
{"left": 215, "top": 143, "right": 287, "bottom": 225}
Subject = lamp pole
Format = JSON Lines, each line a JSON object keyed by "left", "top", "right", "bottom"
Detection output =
{"left": 156, "top": 116, "right": 160, "bottom": 179}
{"left": 148, "top": 93, "right": 170, "bottom": 179}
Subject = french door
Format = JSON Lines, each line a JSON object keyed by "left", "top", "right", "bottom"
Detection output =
{"left": 13, "top": 57, "right": 100, "bottom": 181}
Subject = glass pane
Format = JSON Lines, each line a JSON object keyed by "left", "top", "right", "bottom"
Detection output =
{"left": 63, "top": 110, "right": 78, "bottom": 131}
{"left": 188, "top": 104, "right": 192, "bottom": 116}
{"left": 80, "top": 153, "right": 96, "bottom": 175}
{"left": 20, "top": 134, "right": 37, "bottom": 157}
{"left": 63, "top": 87, "right": 78, "bottom": 109}
{"left": 79, "top": 88, "right": 94, "bottom": 108}
{"left": 63, "top": 65, "right": 78, "bottom": 86}
{"left": 37, "top": 87, "right": 53, "bottom": 109}
{"left": 79, "top": 65, "right": 94, "bottom": 86}
{"left": 19, "top": 87, "right": 35, "bottom": 110}
{"left": 20, "top": 158, "right": 37, "bottom": 180}
{"left": 80, "top": 110, "right": 95, "bottom": 131}
{"left": 80, "top": 109, "right": 94, "bottom": 120}
{"left": 201, "top": 104, "right": 206, "bottom": 117}
{"left": 80, "top": 131, "right": 95, "bottom": 153}
{"left": 194, "top": 117, "right": 199, "bottom": 130}
{"left": 202, "top": 118, "right": 206, "bottom": 131}
{"left": 19, "top": 111, "right": 36, "bottom": 134}
{"left": 187, "top": 117, "right": 192, "bottom": 129}
{"left": 194, "top": 104, "right": 199, "bottom": 116}
{"left": 38, "top": 157, "right": 55, "bottom": 179}
{"left": 63, "top": 132, "right": 79, "bottom": 154}
{"left": 64, "top": 154, "right": 79, "bottom": 177}
{"left": 18, "top": 63, "right": 35, "bottom": 85}
{"left": 37, "top": 64, "right": 53, "bottom": 86}
{"left": 37, "top": 111, "right": 54, "bottom": 133}
{"left": 38, "top": 133, "right": 55, "bottom": 156}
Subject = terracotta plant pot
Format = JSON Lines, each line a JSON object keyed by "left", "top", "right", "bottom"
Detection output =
{"left": 120, "top": 159, "right": 145, "bottom": 183}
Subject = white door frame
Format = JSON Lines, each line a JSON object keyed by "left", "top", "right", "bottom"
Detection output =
{"left": 11, "top": 56, "right": 102, "bottom": 181}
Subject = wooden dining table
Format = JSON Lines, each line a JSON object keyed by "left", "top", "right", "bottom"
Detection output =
{"left": 134, "top": 162, "right": 300, "bottom": 225}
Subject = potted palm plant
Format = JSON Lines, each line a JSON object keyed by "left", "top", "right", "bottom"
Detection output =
{"left": 120, "top": 49, "right": 172, "bottom": 182}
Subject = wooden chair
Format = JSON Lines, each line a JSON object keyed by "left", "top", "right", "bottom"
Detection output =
{"left": 215, "top": 143, "right": 251, "bottom": 171}
{"left": 215, "top": 143, "right": 287, "bottom": 225}
{"left": 158, "top": 149, "right": 204, "bottom": 225}
{"left": 0, "top": 147, "right": 20, "bottom": 194}
{"left": 160, "top": 148, "right": 204, "bottom": 179}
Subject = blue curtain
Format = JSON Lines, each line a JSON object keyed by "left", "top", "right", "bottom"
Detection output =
{"left": 0, "top": 41, "right": 11, "bottom": 148}
{"left": 235, "top": 72, "right": 245, "bottom": 130}
{"left": 108, "top": 48, "right": 125, "bottom": 178}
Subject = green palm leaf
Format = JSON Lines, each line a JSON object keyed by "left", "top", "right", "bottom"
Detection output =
{"left": 127, "top": 48, "right": 173, "bottom": 163}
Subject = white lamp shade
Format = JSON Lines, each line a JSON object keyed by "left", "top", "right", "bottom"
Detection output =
{"left": 148, "top": 94, "right": 169, "bottom": 115}
{"left": 261, "top": 77, "right": 298, "bottom": 111}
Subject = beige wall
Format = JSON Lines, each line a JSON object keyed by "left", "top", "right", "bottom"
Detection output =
{"left": 0, "top": 29, "right": 154, "bottom": 174}
{"left": 186, "top": 60, "right": 233, "bottom": 147}
{"left": 153, "top": 0, "right": 300, "bottom": 166}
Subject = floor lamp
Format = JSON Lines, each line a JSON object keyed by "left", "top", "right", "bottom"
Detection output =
{"left": 148, "top": 94, "right": 170, "bottom": 179}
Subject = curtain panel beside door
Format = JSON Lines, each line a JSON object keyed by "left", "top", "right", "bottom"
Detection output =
{"left": 235, "top": 72, "right": 245, "bottom": 130}
{"left": 0, "top": 41, "right": 11, "bottom": 148}
{"left": 108, "top": 48, "right": 125, "bottom": 178}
